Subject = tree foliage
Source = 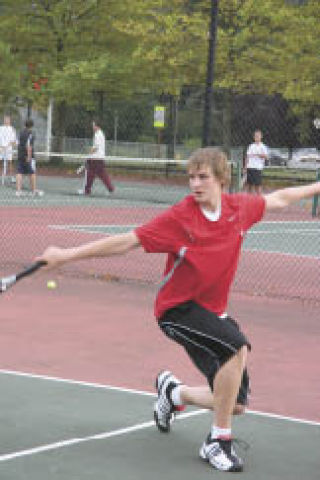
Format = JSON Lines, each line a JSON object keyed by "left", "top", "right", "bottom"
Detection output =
{"left": 0, "top": 0, "right": 318, "bottom": 143}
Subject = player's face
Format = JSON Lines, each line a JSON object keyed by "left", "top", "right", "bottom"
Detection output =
{"left": 188, "top": 164, "right": 222, "bottom": 210}
{"left": 254, "top": 131, "right": 262, "bottom": 142}
{"left": 4, "top": 116, "right": 10, "bottom": 126}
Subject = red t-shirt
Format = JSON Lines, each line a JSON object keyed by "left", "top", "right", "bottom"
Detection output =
{"left": 135, "top": 193, "right": 265, "bottom": 319}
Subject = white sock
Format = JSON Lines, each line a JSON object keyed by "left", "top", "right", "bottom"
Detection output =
{"left": 211, "top": 426, "right": 232, "bottom": 439}
{"left": 171, "top": 385, "right": 183, "bottom": 406}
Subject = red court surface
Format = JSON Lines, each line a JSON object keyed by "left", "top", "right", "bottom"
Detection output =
{"left": 1, "top": 274, "right": 319, "bottom": 423}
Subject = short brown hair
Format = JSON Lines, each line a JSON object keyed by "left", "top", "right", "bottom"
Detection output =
{"left": 187, "top": 147, "right": 231, "bottom": 187}
{"left": 25, "top": 118, "right": 34, "bottom": 128}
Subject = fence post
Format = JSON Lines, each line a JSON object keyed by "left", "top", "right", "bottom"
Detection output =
{"left": 311, "top": 169, "right": 320, "bottom": 217}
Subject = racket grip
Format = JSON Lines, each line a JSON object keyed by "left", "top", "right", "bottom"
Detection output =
{"left": 16, "top": 260, "right": 47, "bottom": 280}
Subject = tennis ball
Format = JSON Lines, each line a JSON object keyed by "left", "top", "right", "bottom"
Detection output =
{"left": 47, "top": 280, "right": 57, "bottom": 290}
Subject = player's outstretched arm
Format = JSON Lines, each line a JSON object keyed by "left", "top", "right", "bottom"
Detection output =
{"left": 37, "top": 231, "right": 140, "bottom": 269}
{"left": 264, "top": 182, "right": 320, "bottom": 210}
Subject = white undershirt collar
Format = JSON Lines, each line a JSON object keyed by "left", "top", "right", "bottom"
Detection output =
{"left": 200, "top": 201, "right": 221, "bottom": 222}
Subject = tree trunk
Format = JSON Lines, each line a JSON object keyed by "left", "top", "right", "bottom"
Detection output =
{"left": 52, "top": 100, "right": 67, "bottom": 163}
{"left": 222, "top": 90, "right": 232, "bottom": 156}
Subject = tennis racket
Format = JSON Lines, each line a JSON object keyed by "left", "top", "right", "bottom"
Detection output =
{"left": 0, "top": 260, "right": 46, "bottom": 293}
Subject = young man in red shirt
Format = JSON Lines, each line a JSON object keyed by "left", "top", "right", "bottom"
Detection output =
{"left": 38, "top": 148, "right": 320, "bottom": 472}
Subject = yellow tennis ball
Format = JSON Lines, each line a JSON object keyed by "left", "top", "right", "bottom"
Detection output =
{"left": 47, "top": 280, "right": 57, "bottom": 290}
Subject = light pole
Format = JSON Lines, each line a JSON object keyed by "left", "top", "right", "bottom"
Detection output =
{"left": 202, "top": 0, "right": 219, "bottom": 147}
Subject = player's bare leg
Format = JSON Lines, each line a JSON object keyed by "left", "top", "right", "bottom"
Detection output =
{"left": 16, "top": 173, "right": 23, "bottom": 195}
{"left": 30, "top": 173, "right": 36, "bottom": 192}
{"left": 199, "top": 347, "right": 247, "bottom": 472}
{"left": 180, "top": 385, "right": 245, "bottom": 415}
{"left": 212, "top": 346, "right": 247, "bottom": 428}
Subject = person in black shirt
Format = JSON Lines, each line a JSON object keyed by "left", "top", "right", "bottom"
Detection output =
{"left": 16, "top": 118, "right": 43, "bottom": 197}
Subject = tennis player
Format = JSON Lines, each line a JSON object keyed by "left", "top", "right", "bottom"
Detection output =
{"left": 37, "top": 147, "right": 320, "bottom": 473}
{"left": 77, "top": 120, "right": 114, "bottom": 196}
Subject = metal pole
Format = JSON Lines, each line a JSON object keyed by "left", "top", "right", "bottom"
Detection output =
{"left": 46, "top": 97, "right": 53, "bottom": 158}
{"left": 202, "top": 0, "right": 219, "bottom": 147}
{"left": 312, "top": 169, "right": 320, "bottom": 217}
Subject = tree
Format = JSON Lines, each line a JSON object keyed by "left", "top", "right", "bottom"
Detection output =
{"left": 0, "top": 0, "right": 139, "bottom": 150}
{"left": 0, "top": 41, "right": 20, "bottom": 109}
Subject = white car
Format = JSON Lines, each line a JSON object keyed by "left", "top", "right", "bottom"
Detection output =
{"left": 267, "top": 148, "right": 288, "bottom": 166}
{"left": 289, "top": 148, "right": 320, "bottom": 169}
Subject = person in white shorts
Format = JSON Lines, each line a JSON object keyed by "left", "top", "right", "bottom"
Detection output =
{"left": 244, "top": 130, "right": 268, "bottom": 195}
{"left": 0, "top": 115, "right": 17, "bottom": 184}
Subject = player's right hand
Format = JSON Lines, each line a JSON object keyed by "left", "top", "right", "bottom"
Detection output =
{"left": 36, "top": 247, "right": 68, "bottom": 268}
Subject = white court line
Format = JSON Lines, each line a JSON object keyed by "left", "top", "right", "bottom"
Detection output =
{"left": 48, "top": 224, "right": 137, "bottom": 235}
{"left": 49, "top": 225, "right": 138, "bottom": 228}
{"left": 247, "top": 409, "right": 320, "bottom": 427}
{"left": 242, "top": 246, "right": 319, "bottom": 259}
{"left": 249, "top": 229, "right": 319, "bottom": 234}
{"left": 0, "top": 410, "right": 207, "bottom": 463}
{"left": 258, "top": 221, "right": 318, "bottom": 224}
{"left": 0, "top": 369, "right": 319, "bottom": 463}
{"left": 1, "top": 369, "right": 320, "bottom": 427}
{"left": 0, "top": 369, "right": 155, "bottom": 397}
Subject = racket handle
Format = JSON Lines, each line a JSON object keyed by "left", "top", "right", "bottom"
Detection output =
{"left": 16, "top": 260, "right": 47, "bottom": 281}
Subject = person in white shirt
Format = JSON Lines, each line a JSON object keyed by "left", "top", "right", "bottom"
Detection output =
{"left": 78, "top": 120, "right": 115, "bottom": 196}
{"left": 244, "top": 130, "right": 268, "bottom": 195}
{"left": 0, "top": 115, "right": 17, "bottom": 184}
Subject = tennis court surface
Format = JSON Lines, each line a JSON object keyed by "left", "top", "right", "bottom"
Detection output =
{"left": 1, "top": 274, "right": 319, "bottom": 480}
{"left": 0, "top": 370, "right": 319, "bottom": 480}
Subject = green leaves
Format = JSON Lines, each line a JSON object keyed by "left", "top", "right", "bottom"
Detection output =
{"left": 0, "top": 0, "right": 318, "bottom": 111}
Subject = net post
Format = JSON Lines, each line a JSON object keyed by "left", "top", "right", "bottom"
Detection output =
{"left": 311, "top": 169, "right": 320, "bottom": 217}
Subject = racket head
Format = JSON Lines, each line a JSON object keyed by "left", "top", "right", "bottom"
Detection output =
{"left": 0, "top": 274, "right": 17, "bottom": 293}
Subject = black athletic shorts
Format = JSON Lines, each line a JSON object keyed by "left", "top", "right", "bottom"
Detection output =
{"left": 246, "top": 168, "right": 262, "bottom": 186}
{"left": 159, "top": 301, "right": 251, "bottom": 405}
{"left": 17, "top": 158, "right": 35, "bottom": 175}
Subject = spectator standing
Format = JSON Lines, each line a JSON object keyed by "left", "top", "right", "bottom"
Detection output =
{"left": 245, "top": 130, "right": 268, "bottom": 194}
{"left": 0, "top": 115, "right": 17, "bottom": 184}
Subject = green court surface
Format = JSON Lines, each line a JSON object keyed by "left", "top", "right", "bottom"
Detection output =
{"left": 0, "top": 176, "right": 188, "bottom": 208}
{"left": 0, "top": 371, "right": 319, "bottom": 480}
{"left": 244, "top": 221, "right": 320, "bottom": 257}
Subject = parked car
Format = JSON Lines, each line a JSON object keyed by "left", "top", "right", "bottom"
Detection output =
{"left": 292, "top": 148, "right": 320, "bottom": 163}
{"left": 289, "top": 148, "right": 320, "bottom": 170}
{"left": 267, "top": 148, "right": 288, "bottom": 166}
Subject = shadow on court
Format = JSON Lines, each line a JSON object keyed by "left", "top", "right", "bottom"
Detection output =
{"left": 0, "top": 372, "right": 319, "bottom": 480}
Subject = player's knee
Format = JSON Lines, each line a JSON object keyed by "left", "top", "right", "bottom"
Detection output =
{"left": 233, "top": 403, "right": 246, "bottom": 415}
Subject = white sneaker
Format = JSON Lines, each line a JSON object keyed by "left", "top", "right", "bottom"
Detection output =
{"left": 11, "top": 177, "right": 16, "bottom": 184}
{"left": 77, "top": 189, "right": 85, "bottom": 195}
{"left": 199, "top": 435, "right": 244, "bottom": 472}
{"left": 153, "top": 370, "right": 184, "bottom": 433}
{"left": 15, "top": 191, "right": 23, "bottom": 197}
{"left": 32, "top": 190, "right": 44, "bottom": 197}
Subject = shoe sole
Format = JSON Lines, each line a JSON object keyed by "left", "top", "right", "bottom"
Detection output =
{"left": 153, "top": 407, "right": 171, "bottom": 433}
{"left": 154, "top": 371, "right": 174, "bottom": 433}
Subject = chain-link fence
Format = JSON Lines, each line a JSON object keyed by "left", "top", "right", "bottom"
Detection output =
{"left": 1, "top": 90, "right": 319, "bottom": 306}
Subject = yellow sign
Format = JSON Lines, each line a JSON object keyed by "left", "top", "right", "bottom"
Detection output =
{"left": 154, "top": 106, "right": 165, "bottom": 128}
